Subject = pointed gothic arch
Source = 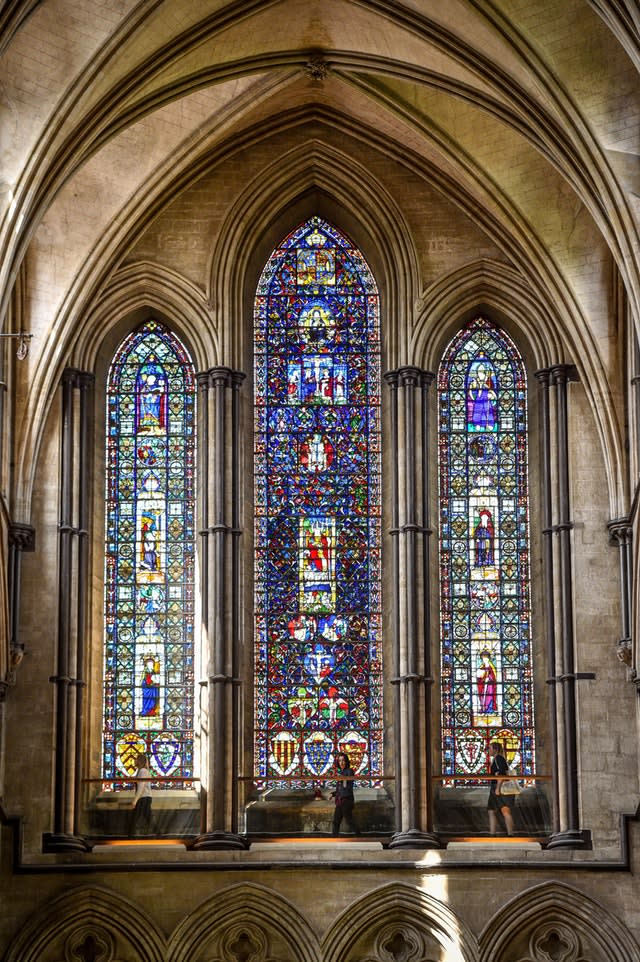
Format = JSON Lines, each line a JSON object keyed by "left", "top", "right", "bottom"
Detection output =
{"left": 322, "top": 881, "right": 480, "bottom": 962}
{"left": 168, "top": 881, "right": 320, "bottom": 962}
{"left": 3, "top": 886, "right": 166, "bottom": 962}
{"left": 479, "top": 880, "right": 640, "bottom": 962}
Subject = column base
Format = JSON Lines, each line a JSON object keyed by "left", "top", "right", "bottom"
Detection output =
{"left": 387, "top": 828, "right": 442, "bottom": 850}
{"left": 188, "top": 831, "right": 251, "bottom": 851}
{"left": 545, "top": 828, "right": 591, "bottom": 850}
{"left": 43, "top": 832, "right": 93, "bottom": 853}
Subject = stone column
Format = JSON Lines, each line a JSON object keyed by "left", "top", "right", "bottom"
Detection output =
{"left": 384, "top": 371, "right": 402, "bottom": 832}
{"left": 545, "top": 363, "right": 591, "bottom": 849}
{"left": 191, "top": 367, "right": 248, "bottom": 850}
{"left": 534, "top": 369, "right": 560, "bottom": 834}
{"left": 5, "top": 523, "right": 35, "bottom": 686}
{"left": 607, "top": 519, "right": 633, "bottom": 672}
{"left": 385, "top": 367, "right": 440, "bottom": 849}
{"left": 45, "top": 368, "right": 94, "bottom": 853}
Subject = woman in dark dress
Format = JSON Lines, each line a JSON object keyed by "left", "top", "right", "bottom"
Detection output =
{"left": 331, "top": 752, "right": 360, "bottom": 836}
{"left": 488, "top": 741, "right": 515, "bottom": 835}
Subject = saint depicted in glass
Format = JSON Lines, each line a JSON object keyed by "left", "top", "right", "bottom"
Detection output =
{"left": 254, "top": 217, "right": 382, "bottom": 786}
{"left": 438, "top": 318, "right": 535, "bottom": 777}
{"left": 103, "top": 321, "right": 195, "bottom": 788}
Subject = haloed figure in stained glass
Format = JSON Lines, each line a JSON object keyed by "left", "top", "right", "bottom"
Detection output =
{"left": 473, "top": 509, "right": 495, "bottom": 567}
{"left": 140, "top": 515, "right": 160, "bottom": 574}
{"left": 476, "top": 649, "right": 498, "bottom": 714}
{"left": 466, "top": 356, "right": 497, "bottom": 431}
{"left": 300, "top": 433, "right": 334, "bottom": 472}
{"left": 140, "top": 655, "right": 161, "bottom": 718}
{"left": 136, "top": 362, "right": 167, "bottom": 434}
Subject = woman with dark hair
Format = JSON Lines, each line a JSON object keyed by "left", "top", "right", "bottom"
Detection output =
{"left": 331, "top": 752, "right": 360, "bottom": 836}
{"left": 488, "top": 741, "right": 515, "bottom": 836}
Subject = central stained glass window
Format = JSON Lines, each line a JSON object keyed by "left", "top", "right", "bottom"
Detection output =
{"left": 438, "top": 317, "right": 535, "bottom": 780}
{"left": 254, "top": 216, "right": 382, "bottom": 787}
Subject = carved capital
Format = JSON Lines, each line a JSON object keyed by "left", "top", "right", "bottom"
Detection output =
{"left": 608, "top": 517, "right": 632, "bottom": 546}
{"left": 397, "top": 365, "right": 422, "bottom": 387}
{"left": 208, "top": 366, "right": 232, "bottom": 386}
{"left": 549, "top": 363, "right": 580, "bottom": 385}
{"left": 534, "top": 367, "right": 552, "bottom": 386}
{"left": 9, "top": 522, "right": 35, "bottom": 552}
{"left": 617, "top": 638, "right": 633, "bottom": 666}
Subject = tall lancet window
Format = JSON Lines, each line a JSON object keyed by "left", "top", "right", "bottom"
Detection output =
{"left": 438, "top": 318, "right": 535, "bottom": 778}
{"left": 103, "top": 321, "right": 196, "bottom": 788}
{"left": 254, "top": 217, "right": 382, "bottom": 786}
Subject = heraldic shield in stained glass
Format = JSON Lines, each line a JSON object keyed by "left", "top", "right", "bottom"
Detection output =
{"left": 438, "top": 318, "right": 535, "bottom": 780}
{"left": 254, "top": 217, "right": 382, "bottom": 787}
{"left": 103, "top": 321, "right": 196, "bottom": 788}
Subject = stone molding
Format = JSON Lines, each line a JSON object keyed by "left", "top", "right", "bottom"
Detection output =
{"left": 4, "top": 878, "right": 640, "bottom": 962}
{"left": 478, "top": 880, "right": 640, "bottom": 962}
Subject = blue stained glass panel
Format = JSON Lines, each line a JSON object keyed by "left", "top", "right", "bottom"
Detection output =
{"left": 438, "top": 317, "right": 535, "bottom": 778}
{"left": 103, "top": 320, "right": 195, "bottom": 789}
{"left": 254, "top": 217, "right": 382, "bottom": 786}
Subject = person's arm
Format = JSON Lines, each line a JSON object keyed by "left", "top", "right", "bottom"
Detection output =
{"left": 495, "top": 756, "right": 508, "bottom": 794}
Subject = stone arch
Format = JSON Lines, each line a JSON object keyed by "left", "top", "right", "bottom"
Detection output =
{"left": 207, "top": 137, "right": 420, "bottom": 370}
{"left": 3, "top": 884, "right": 166, "bottom": 962}
{"left": 414, "top": 258, "right": 557, "bottom": 373}
{"left": 13, "top": 261, "right": 214, "bottom": 516}
{"left": 166, "top": 881, "right": 320, "bottom": 962}
{"left": 416, "top": 257, "right": 627, "bottom": 519}
{"left": 322, "top": 881, "right": 480, "bottom": 962}
{"left": 478, "top": 880, "right": 640, "bottom": 962}
{"left": 75, "top": 261, "right": 218, "bottom": 373}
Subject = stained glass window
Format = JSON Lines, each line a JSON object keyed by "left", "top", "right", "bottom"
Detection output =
{"left": 254, "top": 216, "right": 382, "bottom": 787}
{"left": 102, "top": 320, "right": 196, "bottom": 788}
{"left": 438, "top": 317, "right": 535, "bottom": 778}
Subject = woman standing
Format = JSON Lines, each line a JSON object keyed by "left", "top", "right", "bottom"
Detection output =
{"left": 128, "top": 752, "right": 153, "bottom": 837}
{"left": 331, "top": 752, "right": 360, "bottom": 836}
{"left": 487, "top": 741, "right": 515, "bottom": 836}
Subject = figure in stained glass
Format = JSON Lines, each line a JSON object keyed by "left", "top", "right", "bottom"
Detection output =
{"left": 466, "top": 356, "right": 497, "bottom": 431}
{"left": 319, "top": 686, "right": 348, "bottom": 725}
{"left": 476, "top": 650, "right": 498, "bottom": 714}
{"left": 140, "top": 655, "right": 161, "bottom": 717}
{"left": 136, "top": 362, "right": 167, "bottom": 433}
{"left": 300, "top": 303, "right": 335, "bottom": 349}
{"left": 473, "top": 509, "right": 495, "bottom": 566}
{"left": 300, "top": 518, "right": 335, "bottom": 611}
{"left": 141, "top": 516, "right": 159, "bottom": 573}
{"left": 300, "top": 433, "right": 334, "bottom": 472}
{"left": 137, "top": 504, "right": 164, "bottom": 584}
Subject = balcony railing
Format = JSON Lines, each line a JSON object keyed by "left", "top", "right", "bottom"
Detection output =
{"left": 77, "top": 772, "right": 553, "bottom": 842}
